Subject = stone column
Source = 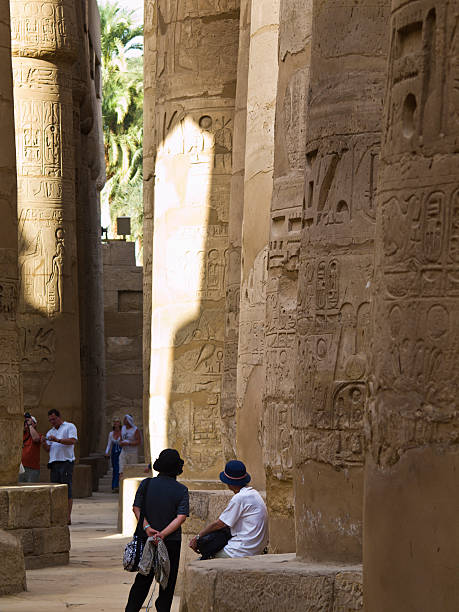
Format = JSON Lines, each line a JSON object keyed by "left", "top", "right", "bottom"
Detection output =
{"left": 11, "top": 0, "right": 82, "bottom": 437}
{"left": 145, "top": 0, "right": 240, "bottom": 480}
{"left": 365, "top": 1, "right": 459, "bottom": 609}
{"left": 236, "top": 0, "right": 280, "bottom": 489}
{"left": 262, "top": 0, "right": 312, "bottom": 554}
{"left": 220, "top": 0, "right": 251, "bottom": 462}
{"left": 73, "top": 0, "right": 106, "bottom": 456}
{"left": 0, "top": 0, "right": 23, "bottom": 487}
{"left": 294, "top": 0, "right": 389, "bottom": 562}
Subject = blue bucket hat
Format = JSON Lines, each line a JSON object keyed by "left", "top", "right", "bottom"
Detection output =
{"left": 219, "top": 460, "right": 251, "bottom": 486}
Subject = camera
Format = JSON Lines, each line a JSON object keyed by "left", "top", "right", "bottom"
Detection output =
{"left": 24, "top": 412, "right": 31, "bottom": 419}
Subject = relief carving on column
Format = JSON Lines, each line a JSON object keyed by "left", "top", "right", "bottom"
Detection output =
{"left": 369, "top": 1, "right": 459, "bottom": 468}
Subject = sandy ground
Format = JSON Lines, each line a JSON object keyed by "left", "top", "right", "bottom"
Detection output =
{"left": 0, "top": 492, "right": 180, "bottom": 612}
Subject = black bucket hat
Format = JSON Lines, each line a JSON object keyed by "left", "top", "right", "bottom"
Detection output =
{"left": 153, "top": 449, "right": 184, "bottom": 476}
{"left": 219, "top": 460, "right": 251, "bottom": 486}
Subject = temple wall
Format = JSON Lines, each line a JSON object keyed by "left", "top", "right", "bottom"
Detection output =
{"left": 236, "top": 0, "right": 280, "bottom": 490}
{"left": 262, "top": 0, "right": 312, "bottom": 554}
{"left": 103, "top": 240, "right": 143, "bottom": 443}
{"left": 144, "top": 0, "right": 240, "bottom": 480}
{"left": 0, "top": 0, "right": 23, "bottom": 488}
{"left": 364, "top": 1, "right": 459, "bottom": 608}
{"left": 294, "top": 0, "right": 389, "bottom": 563}
{"left": 11, "top": 0, "right": 83, "bottom": 442}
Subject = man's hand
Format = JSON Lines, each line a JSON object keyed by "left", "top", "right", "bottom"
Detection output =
{"left": 47, "top": 435, "right": 57, "bottom": 442}
{"left": 189, "top": 536, "right": 199, "bottom": 552}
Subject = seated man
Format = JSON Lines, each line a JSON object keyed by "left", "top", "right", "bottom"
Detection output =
{"left": 189, "top": 460, "right": 268, "bottom": 558}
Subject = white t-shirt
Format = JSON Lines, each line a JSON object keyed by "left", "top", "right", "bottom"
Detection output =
{"left": 219, "top": 486, "right": 268, "bottom": 558}
{"left": 47, "top": 421, "right": 78, "bottom": 463}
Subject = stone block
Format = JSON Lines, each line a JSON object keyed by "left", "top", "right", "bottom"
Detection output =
{"left": 179, "top": 555, "right": 363, "bottom": 612}
{"left": 79, "top": 457, "right": 100, "bottom": 492}
{"left": 0, "top": 488, "right": 9, "bottom": 529}
{"left": 50, "top": 485, "right": 68, "bottom": 526}
{"left": 0, "top": 529, "right": 26, "bottom": 596}
{"left": 11, "top": 528, "right": 34, "bottom": 555}
{"left": 8, "top": 486, "right": 51, "bottom": 529}
{"left": 32, "top": 526, "right": 70, "bottom": 555}
{"left": 25, "top": 551, "right": 69, "bottom": 570}
{"left": 72, "top": 464, "right": 92, "bottom": 498}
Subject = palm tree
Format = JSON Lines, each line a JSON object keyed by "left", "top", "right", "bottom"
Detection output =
{"left": 99, "top": 1, "right": 144, "bottom": 255}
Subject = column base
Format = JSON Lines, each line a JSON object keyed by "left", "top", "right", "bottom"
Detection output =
{"left": 179, "top": 554, "right": 363, "bottom": 611}
{"left": 0, "top": 484, "right": 70, "bottom": 571}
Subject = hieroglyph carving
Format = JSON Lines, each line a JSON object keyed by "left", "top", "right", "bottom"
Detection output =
{"left": 369, "top": 1, "right": 459, "bottom": 467}
{"left": 295, "top": 136, "right": 378, "bottom": 469}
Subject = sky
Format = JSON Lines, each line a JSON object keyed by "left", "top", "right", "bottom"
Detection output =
{"left": 114, "top": 0, "right": 143, "bottom": 25}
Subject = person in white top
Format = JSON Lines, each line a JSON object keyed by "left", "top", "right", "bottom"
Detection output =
{"left": 41, "top": 409, "right": 78, "bottom": 524}
{"left": 189, "top": 460, "right": 268, "bottom": 558}
{"left": 119, "top": 414, "right": 141, "bottom": 474}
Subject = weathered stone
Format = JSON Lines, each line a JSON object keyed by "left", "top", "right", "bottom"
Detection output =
{"left": 8, "top": 486, "right": 51, "bottom": 529}
{"left": 103, "top": 241, "right": 143, "bottom": 447}
{"left": 11, "top": 0, "right": 83, "bottom": 447}
{"left": 220, "top": 0, "right": 251, "bottom": 463}
{"left": 179, "top": 555, "right": 363, "bottom": 612}
{"left": 72, "top": 464, "right": 92, "bottom": 499}
{"left": 365, "top": 1, "right": 459, "bottom": 609}
{"left": 261, "top": 0, "right": 312, "bottom": 553}
{"left": 0, "top": 0, "right": 22, "bottom": 487}
{"left": 144, "top": 0, "right": 240, "bottom": 479}
{"left": 25, "top": 551, "right": 69, "bottom": 570}
{"left": 50, "top": 484, "right": 68, "bottom": 526}
{"left": 0, "top": 529, "right": 26, "bottom": 596}
{"left": 33, "top": 525, "right": 70, "bottom": 555}
{"left": 236, "top": 0, "right": 280, "bottom": 490}
{"left": 294, "top": 0, "right": 390, "bottom": 563}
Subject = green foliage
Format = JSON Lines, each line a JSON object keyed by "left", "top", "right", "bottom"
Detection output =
{"left": 99, "top": 1, "right": 143, "bottom": 253}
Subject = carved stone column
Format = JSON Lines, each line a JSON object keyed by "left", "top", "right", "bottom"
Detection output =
{"left": 236, "top": 0, "right": 280, "bottom": 489}
{"left": 262, "top": 0, "right": 312, "bottom": 554}
{"left": 294, "top": 0, "right": 389, "bottom": 562}
{"left": 365, "top": 1, "right": 459, "bottom": 608}
{"left": 220, "top": 0, "right": 251, "bottom": 462}
{"left": 145, "top": 0, "right": 240, "bottom": 480}
{"left": 11, "top": 0, "right": 82, "bottom": 436}
{"left": 0, "top": 0, "right": 23, "bottom": 486}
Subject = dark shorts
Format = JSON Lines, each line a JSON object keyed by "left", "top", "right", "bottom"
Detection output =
{"left": 50, "top": 461, "right": 74, "bottom": 498}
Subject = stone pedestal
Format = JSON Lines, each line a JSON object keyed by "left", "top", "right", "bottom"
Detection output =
{"left": 294, "top": 0, "right": 389, "bottom": 563}
{"left": 0, "top": 484, "right": 70, "bottom": 569}
{"left": 0, "top": 529, "right": 26, "bottom": 596}
{"left": 144, "top": 0, "right": 240, "bottom": 479}
{"left": 179, "top": 555, "right": 363, "bottom": 611}
{"left": 365, "top": 1, "right": 459, "bottom": 609}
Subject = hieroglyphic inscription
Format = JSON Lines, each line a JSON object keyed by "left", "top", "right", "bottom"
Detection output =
{"left": 10, "top": 0, "right": 76, "bottom": 57}
{"left": 369, "top": 1, "right": 459, "bottom": 466}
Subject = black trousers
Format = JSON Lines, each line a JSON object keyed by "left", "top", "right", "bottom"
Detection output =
{"left": 125, "top": 539, "right": 181, "bottom": 612}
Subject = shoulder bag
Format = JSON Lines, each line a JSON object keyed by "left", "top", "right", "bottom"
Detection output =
{"left": 123, "top": 478, "right": 152, "bottom": 572}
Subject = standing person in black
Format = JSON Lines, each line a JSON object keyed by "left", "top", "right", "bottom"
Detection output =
{"left": 125, "top": 449, "right": 189, "bottom": 612}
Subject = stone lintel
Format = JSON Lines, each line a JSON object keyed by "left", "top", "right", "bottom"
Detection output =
{"left": 180, "top": 554, "right": 363, "bottom": 611}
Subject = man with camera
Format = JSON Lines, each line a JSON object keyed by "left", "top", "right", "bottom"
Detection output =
{"left": 19, "top": 412, "right": 42, "bottom": 483}
{"left": 41, "top": 409, "right": 78, "bottom": 524}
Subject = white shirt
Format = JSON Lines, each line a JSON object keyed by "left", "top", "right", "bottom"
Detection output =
{"left": 121, "top": 424, "right": 139, "bottom": 454}
{"left": 47, "top": 421, "right": 78, "bottom": 463}
{"left": 219, "top": 486, "right": 268, "bottom": 558}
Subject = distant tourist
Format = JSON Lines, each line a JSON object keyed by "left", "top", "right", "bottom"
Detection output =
{"left": 41, "top": 409, "right": 78, "bottom": 524}
{"left": 189, "top": 460, "right": 268, "bottom": 559}
{"left": 125, "top": 449, "right": 189, "bottom": 612}
{"left": 119, "top": 414, "right": 141, "bottom": 475}
{"left": 105, "top": 417, "right": 122, "bottom": 492}
{"left": 19, "top": 412, "right": 41, "bottom": 483}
